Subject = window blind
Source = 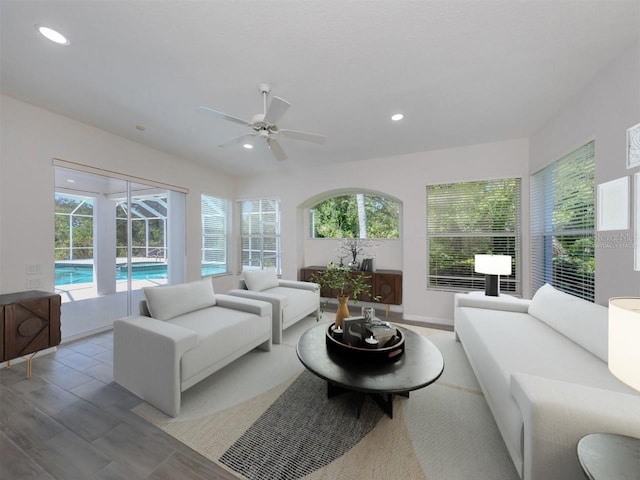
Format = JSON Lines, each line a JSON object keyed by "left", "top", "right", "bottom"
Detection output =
{"left": 426, "top": 178, "right": 521, "bottom": 294}
{"left": 201, "top": 194, "right": 229, "bottom": 276}
{"left": 530, "top": 141, "right": 595, "bottom": 301}
{"left": 240, "top": 198, "right": 281, "bottom": 274}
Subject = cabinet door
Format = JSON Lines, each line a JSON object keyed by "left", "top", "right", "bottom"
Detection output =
{"left": 5, "top": 298, "right": 53, "bottom": 360}
{"left": 374, "top": 273, "right": 399, "bottom": 305}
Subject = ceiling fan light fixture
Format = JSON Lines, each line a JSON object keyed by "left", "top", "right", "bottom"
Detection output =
{"left": 391, "top": 113, "right": 404, "bottom": 121}
{"left": 36, "top": 25, "right": 70, "bottom": 45}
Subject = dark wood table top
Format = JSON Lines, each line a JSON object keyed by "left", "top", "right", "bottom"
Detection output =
{"left": 296, "top": 322, "right": 444, "bottom": 395}
{"left": 577, "top": 433, "right": 640, "bottom": 480}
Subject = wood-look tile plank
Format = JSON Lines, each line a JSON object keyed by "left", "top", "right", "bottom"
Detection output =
{"left": 55, "top": 352, "right": 103, "bottom": 371}
{"left": 2, "top": 407, "right": 66, "bottom": 451}
{"left": 67, "top": 341, "right": 110, "bottom": 357}
{"left": 0, "top": 432, "right": 55, "bottom": 480}
{"left": 71, "top": 379, "right": 141, "bottom": 411}
{"left": 148, "top": 450, "right": 237, "bottom": 480}
{"left": 26, "top": 429, "right": 111, "bottom": 480}
{"left": 93, "top": 461, "right": 146, "bottom": 480}
{"left": 91, "top": 423, "right": 176, "bottom": 478}
{"left": 37, "top": 365, "right": 93, "bottom": 390}
{"left": 52, "top": 399, "right": 121, "bottom": 442}
{"left": 21, "top": 382, "right": 81, "bottom": 416}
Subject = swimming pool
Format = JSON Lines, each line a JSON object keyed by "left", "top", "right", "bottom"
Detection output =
{"left": 55, "top": 262, "right": 227, "bottom": 285}
{"left": 55, "top": 262, "right": 168, "bottom": 286}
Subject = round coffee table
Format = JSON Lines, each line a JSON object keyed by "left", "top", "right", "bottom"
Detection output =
{"left": 296, "top": 322, "right": 444, "bottom": 418}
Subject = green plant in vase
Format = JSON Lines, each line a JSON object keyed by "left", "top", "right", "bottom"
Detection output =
{"left": 310, "top": 266, "right": 378, "bottom": 329}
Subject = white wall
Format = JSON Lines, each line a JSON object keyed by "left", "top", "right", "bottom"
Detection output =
{"left": 235, "top": 138, "right": 530, "bottom": 326}
{"left": 530, "top": 40, "right": 640, "bottom": 304}
{"left": 0, "top": 95, "right": 236, "bottom": 338}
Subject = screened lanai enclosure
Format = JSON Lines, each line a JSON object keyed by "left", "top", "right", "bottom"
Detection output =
{"left": 55, "top": 193, "right": 169, "bottom": 285}
{"left": 54, "top": 163, "right": 186, "bottom": 338}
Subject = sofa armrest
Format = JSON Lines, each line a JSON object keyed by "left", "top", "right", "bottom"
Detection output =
{"left": 455, "top": 292, "right": 531, "bottom": 313}
{"left": 113, "top": 316, "right": 199, "bottom": 417}
{"left": 278, "top": 279, "right": 319, "bottom": 292}
{"left": 511, "top": 372, "right": 640, "bottom": 480}
{"left": 214, "top": 293, "right": 273, "bottom": 317}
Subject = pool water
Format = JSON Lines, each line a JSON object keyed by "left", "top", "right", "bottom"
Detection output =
{"left": 55, "top": 262, "right": 168, "bottom": 285}
{"left": 55, "top": 262, "right": 227, "bottom": 286}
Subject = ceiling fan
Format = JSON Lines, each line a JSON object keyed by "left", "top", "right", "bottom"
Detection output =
{"left": 198, "top": 83, "right": 326, "bottom": 161}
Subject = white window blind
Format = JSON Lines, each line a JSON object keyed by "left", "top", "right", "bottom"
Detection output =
{"left": 427, "top": 178, "right": 521, "bottom": 294}
{"left": 531, "top": 141, "right": 595, "bottom": 301}
{"left": 240, "top": 198, "right": 281, "bottom": 274}
{"left": 201, "top": 194, "right": 229, "bottom": 277}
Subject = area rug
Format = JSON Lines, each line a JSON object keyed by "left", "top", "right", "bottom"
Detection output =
{"left": 133, "top": 315, "right": 519, "bottom": 480}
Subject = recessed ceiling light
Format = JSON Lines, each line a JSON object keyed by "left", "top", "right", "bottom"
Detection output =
{"left": 66, "top": 179, "right": 75, "bottom": 183}
{"left": 243, "top": 144, "right": 254, "bottom": 149}
{"left": 36, "top": 25, "right": 70, "bottom": 46}
{"left": 391, "top": 113, "right": 404, "bottom": 121}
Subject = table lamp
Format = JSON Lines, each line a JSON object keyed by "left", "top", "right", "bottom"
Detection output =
{"left": 474, "top": 254, "right": 512, "bottom": 297}
{"left": 608, "top": 297, "right": 640, "bottom": 392}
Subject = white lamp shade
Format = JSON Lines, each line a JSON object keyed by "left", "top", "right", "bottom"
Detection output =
{"left": 608, "top": 297, "right": 640, "bottom": 392}
{"left": 474, "top": 255, "right": 512, "bottom": 275}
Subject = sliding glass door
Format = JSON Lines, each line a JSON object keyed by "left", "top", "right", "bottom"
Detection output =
{"left": 54, "top": 165, "right": 185, "bottom": 340}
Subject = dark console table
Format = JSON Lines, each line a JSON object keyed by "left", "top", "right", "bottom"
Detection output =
{"left": 300, "top": 266, "right": 402, "bottom": 314}
{"left": 0, "top": 290, "right": 61, "bottom": 378}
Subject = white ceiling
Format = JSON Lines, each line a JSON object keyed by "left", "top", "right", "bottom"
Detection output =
{"left": 2, "top": 1, "right": 639, "bottom": 176}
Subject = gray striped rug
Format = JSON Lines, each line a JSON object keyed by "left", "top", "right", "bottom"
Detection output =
{"left": 219, "top": 371, "right": 383, "bottom": 479}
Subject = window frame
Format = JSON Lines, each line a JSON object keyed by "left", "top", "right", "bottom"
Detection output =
{"left": 309, "top": 192, "right": 401, "bottom": 239}
{"left": 239, "top": 198, "right": 281, "bottom": 274}
{"left": 426, "top": 177, "right": 522, "bottom": 295}
{"left": 201, "top": 193, "right": 230, "bottom": 277}
{"left": 530, "top": 141, "right": 595, "bottom": 302}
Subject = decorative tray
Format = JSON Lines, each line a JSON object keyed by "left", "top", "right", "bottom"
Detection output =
{"left": 325, "top": 323, "right": 405, "bottom": 362}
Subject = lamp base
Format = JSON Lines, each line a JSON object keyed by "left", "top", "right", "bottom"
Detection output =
{"left": 485, "top": 274, "right": 499, "bottom": 297}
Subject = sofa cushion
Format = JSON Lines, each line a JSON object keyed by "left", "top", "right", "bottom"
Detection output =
{"left": 243, "top": 269, "right": 279, "bottom": 292}
{"left": 144, "top": 279, "right": 216, "bottom": 321}
{"left": 264, "top": 286, "right": 318, "bottom": 324}
{"left": 170, "top": 306, "right": 270, "bottom": 382}
{"left": 528, "top": 283, "right": 608, "bottom": 362}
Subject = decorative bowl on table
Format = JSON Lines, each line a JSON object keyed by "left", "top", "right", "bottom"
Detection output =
{"left": 326, "top": 321, "right": 405, "bottom": 362}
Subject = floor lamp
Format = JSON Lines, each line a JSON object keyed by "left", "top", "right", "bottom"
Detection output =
{"left": 474, "top": 254, "right": 512, "bottom": 297}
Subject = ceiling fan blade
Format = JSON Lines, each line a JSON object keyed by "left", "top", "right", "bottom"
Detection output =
{"left": 218, "top": 133, "right": 256, "bottom": 148}
{"left": 263, "top": 96, "right": 291, "bottom": 124}
{"left": 266, "top": 137, "right": 287, "bottom": 161}
{"left": 278, "top": 129, "right": 327, "bottom": 145}
{"left": 197, "top": 106, "right": 252, "bottom": 127}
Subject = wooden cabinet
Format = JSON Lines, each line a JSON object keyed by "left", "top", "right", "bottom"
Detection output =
{"left": 0, "top": 291, "right": 61, "bottom": 366}
{"left": 300, "top": 266, "right": 403, "bottom": 306}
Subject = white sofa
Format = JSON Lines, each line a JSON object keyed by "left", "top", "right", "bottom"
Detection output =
{"left": 454, "top": 284, "right": 640, "bottom": 480}
{"left": 114, "top": 279, "right": 272, "bottom": 417}
{"left": 228, "top": 269, "right": 320, "bottom": 344}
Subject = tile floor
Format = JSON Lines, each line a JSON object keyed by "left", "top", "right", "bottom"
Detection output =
{"left": 0, "top": 331, "right": 237, "bottom": 480}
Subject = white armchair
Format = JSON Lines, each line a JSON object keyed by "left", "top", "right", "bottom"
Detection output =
{"left": 113, "top": 279, "right": 272, "bottom": 417}
{"left": 228, "top": 269, "right": 320, "bottom": 344}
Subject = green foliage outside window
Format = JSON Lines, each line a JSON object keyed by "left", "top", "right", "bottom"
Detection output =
{"left": 427, "top": 178, "right": 521, "bottom": 293}
{"left": 311, "top": 194, "right": 400, "bottom": 239}
{"left": 54, "top": 194, "right": 94, "bottom": 260}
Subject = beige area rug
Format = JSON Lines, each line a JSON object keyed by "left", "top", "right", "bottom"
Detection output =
{"left": 133, "top": 315, "right": 519, "bottom": 480}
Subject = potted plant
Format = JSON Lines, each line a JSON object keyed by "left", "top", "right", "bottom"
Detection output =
{"left": 310, "top": 266, "right": 377, "bottom": 328}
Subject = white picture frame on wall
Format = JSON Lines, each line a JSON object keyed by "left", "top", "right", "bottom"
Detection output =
{"left": 635, "top": 172, "right": 640, "bottom": 271}
{"left": 597, "top": 176, "right": 629, "bottom": 231}
{"left": 628, "top": 122, "right": 640, "bottom": 169}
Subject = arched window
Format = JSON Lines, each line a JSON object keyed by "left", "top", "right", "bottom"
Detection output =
{"left": 310, "top": 193, "right": 400, "bottom": 239}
